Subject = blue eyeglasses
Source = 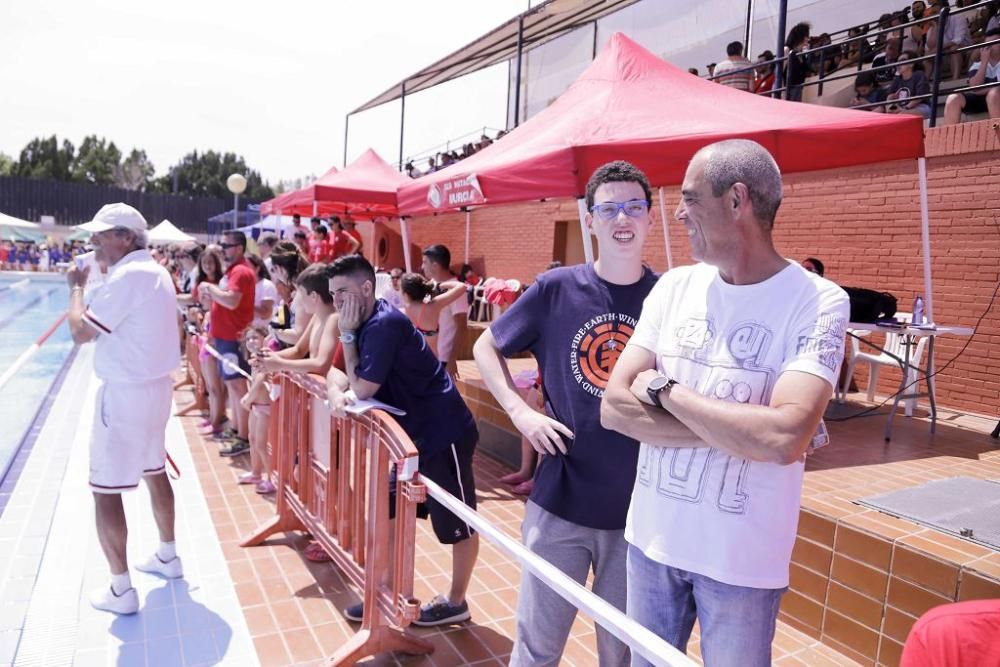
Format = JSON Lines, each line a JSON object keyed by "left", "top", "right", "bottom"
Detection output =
{"left": 590, "top": 199, "right": 649, "bottom": 221}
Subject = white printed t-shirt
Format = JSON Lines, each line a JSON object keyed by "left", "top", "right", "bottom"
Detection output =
{"left": 436, "top": 294, "right": 470, "bottom": 364}
{"left": 84, "top": 249, "right": 181, "bottom": 383}
{"left": 625, "top": 261, "right": 849, "bottom": 589}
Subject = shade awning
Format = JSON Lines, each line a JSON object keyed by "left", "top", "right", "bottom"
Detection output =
{"left": 398, "top": 32, "right": 925, "bottom": 216}
{"left": 148, "top": 219, "right": 196, "bottom": 244}
{"left": 351, "top": 0, "right": 643, "bottom": 114}
{"left": 259, "top": 165, "right": 340, "bottom": 216}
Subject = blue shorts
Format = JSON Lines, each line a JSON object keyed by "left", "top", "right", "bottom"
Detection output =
{"left": 213, "top": 337, "right": 250, "bottom": 382}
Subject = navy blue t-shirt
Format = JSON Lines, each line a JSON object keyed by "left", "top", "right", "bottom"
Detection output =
{"left": 356, "top": 298, "right": 476, "bottom": 458}
{"left": 491, "top": 263, "right": 658, "bottom": 530}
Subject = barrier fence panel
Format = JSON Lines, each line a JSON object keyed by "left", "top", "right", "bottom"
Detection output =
{"left": 242, "top": 373, "right": 432, "bottom": 666}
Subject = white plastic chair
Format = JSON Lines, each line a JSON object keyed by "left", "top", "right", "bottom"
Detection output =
{"left": 840, "top": 312, "right": 929, "bottom": 416}
{"left": 470, "top": 277, "right": 490, "bottom": 323}
{"left": 374, "top": 272, "right": 392, "bottom": 300}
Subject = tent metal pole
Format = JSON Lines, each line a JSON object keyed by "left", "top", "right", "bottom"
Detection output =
{"left": 773, "top": 0, "right": 788, "bottom": 98}
{"left": 464, "top": 209, "right": 471, "bottom": 264}
{"left": 658, "top": 187, "right": 674, "bottom": 271}
{"left": 399, "top": 216, "right": 413, "bottom": 273}
{"left": 514, "top": 15, "right": 525, "bottom": 127}
{"left": 918, "top": 158, "right": 934, "bottom": 322}
{"left": 744, "top": 0, "right": 755, "bottom": 57}
{"left": 577, "top": 198, "right": 594, "bottom": 264}
{"left": 343, "top": 114, "right": 350, "bottom": 168}
{"left": 312, "top": 201, "right": 318, "bottom": 217}
{"left": 399, "top": 81, "right": 407, "bottom": 169}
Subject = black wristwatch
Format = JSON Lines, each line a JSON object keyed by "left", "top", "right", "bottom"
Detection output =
{"left": 646, "top": 374, "right": 677, "bottom": 407}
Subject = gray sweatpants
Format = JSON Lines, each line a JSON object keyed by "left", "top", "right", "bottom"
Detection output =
{"left": 508, "top": 501, "right": 630, "bottom": 667}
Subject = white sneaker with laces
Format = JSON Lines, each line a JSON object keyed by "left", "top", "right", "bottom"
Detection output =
{"left": 135, "top": 553, "right": 184, "bottom": 579}
{"left": 89, "top": 585, "right": 139, "bottom": 615}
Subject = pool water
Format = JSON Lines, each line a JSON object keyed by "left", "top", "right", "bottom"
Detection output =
{"left": 0, "top": 273, "right": 75, "bottom": 487}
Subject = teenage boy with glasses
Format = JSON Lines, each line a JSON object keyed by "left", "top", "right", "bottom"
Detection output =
{"left": 474, "top": 161, "right": 658, "bottom": 666}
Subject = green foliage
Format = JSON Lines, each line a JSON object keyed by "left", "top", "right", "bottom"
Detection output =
{"left": 6, "top": 137, "right": 273, "bottom": 200}
{"left": 72, "top": 135, "right": 122, "bottom": 185}
{"left": 15, "top": 135, "right": 76, "bottom": 180}
{"left": 149, "top": 149, "right": 274, "bottom": 200}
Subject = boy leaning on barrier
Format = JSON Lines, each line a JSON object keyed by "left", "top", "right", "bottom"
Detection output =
{"left": 601, "top": 140, "right": 849, "bottom": 667}
{"left": 324, "top": 254, "right": 481, "bottom": 627}
{"left": 473, "top": 161, "right": 659, "bottom": 666}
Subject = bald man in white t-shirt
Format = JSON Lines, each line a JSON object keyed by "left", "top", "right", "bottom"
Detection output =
{"left": 67, "top": 203, "right": 183, "bottom": 616}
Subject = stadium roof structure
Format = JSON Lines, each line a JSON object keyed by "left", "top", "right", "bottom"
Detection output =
{"left": 350, "top": 0, "right": 644, "bottom": 115}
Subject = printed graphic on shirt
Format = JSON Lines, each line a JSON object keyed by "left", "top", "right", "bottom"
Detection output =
{"left": 569, "top": 313, "right": 637, "bottom": 397}
{"left": 637, "top": 315, "right": 776, "bottom": 516}
{"left": 796, "top": 311, "right": 847, "bottom": 372}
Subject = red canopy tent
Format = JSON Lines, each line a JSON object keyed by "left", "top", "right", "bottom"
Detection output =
{"left": 397, "top": 32, "right": 936, "bottom": 315}
{"left": 312, "top": 148, "right": 412, "bottom": 217}
{"left": 260, "top": 165, "right": 340, "bottom": 217}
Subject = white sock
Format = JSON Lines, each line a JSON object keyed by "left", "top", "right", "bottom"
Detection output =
{"left": 111, "top": 571, "right": 132, "bottom": 596}
{"left": 157, "top": 541, "right": 177, "bottom": 561}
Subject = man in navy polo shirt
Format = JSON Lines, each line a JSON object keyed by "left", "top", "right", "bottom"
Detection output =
{"left": 326, "top": 254, "right": 480, "bottom": 627}
{"left": 474, "top": 161, "right": 659, "bottom": 666}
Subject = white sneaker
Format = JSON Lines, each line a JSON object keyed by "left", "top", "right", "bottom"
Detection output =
{"left": 135, "top": 553, "right": 184, "bottom": 579}
{"left": 89, "top": 585, "right": 139, "bottom": 615}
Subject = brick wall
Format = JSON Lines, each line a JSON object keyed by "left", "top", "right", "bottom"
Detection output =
{"left": 401, "top": 120, "right": 1000, "bottom": 416}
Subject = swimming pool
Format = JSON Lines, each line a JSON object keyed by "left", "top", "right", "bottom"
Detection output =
{"left": 0, "top": 273, "right": 75, "bottom": 493}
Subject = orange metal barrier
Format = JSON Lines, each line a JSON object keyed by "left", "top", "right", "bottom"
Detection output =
{"left": 175, "top": 332, "right": 207, "bottom": 416}
{"left": 242, "top": 373, "right": 432, "bottom": 665}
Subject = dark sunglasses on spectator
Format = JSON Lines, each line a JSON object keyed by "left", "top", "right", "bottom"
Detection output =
{"left": 590, "top": 199, "right": 649, "bottom": 221}
{"left": 219, "top": 242, "right": 240, "bottom": 249}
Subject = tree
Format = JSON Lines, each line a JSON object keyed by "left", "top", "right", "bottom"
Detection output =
{"left": 0, "top": 153, "right": 14, "bottom": 176}
{"left": 15, "top": 135, "right": 75, "bottom": 181}
{"left": 151, "top": 149, "right": 274, "bottom": 201}
{"left": 113, "top": 148, "right": 155, "bottom": 191}
{"left": 72, "top": 135, "right": 122, "bottom": 185}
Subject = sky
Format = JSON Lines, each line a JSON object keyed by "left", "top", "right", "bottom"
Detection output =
{"left": 0, "top": 0, "right": 529, "bottom": 186}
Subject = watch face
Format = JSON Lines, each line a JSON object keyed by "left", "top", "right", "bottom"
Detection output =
{"left": 648, "top": 375, "right": 670, "bottom": 392}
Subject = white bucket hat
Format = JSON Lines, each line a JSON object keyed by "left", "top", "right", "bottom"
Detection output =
{"left": 79, "top": 203, "right": 148, "bottom": 233}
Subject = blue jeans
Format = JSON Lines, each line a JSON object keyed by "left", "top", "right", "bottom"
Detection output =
{"left": 626, "top": 545, "right": 784, "bottom": 667}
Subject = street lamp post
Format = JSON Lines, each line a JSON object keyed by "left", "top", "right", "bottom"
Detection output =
{"left": 226, "top": 173, "right": 247, "bottom": 236}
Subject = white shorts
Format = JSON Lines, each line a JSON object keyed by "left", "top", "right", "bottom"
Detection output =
{"left": 90, "top": 376, "right": 173, "bottom": 494}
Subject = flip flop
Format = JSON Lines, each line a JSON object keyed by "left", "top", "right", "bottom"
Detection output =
{"left": 304, "top": 542, "right": 332, "bottom": 563}
{"left": 499, "top": 472, "right": 529, "bottom": 485}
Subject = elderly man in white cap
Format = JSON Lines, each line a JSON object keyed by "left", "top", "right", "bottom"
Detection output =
{"left": 66, "top": 203, "right": 183, "bottom": 615}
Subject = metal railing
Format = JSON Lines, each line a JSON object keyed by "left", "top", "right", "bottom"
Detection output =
{"left": 708, "top": 1, "right": 1000, "bottom": 127}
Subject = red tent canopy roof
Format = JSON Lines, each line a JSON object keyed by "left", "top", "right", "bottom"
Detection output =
{"left": 261, "top": 149, "right": 411, "bottom": 218}
{"left": 260, "top": 165, "right": 339, "bottom": 216}
{"left": 398, "top": 32, "right": 924, "bottom": 216}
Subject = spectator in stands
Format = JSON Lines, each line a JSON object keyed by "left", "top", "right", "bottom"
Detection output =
{"left": 900, "top": 599, "right": 1000, "bottom": 666}
{"left": 200, "top": 231, "right": 256, "bottom": 457}
{"left": 292, "top": 230, "right": 309, "bottom": 256}
{"left": 405, "top": 161, "right": 423, "bottom": 178}
{"left": 602, "top": 139, "right": 849, "bottom": 667}
{"left": 905, "top": 1, "right": 930, "bottom": 54}
{"left": 801, "top": 257, "right": 826, "bottom": 276}
{"left": 943, "top": 26, "right": 1000, "bottom": 123}
{"left": 422, "top": 244, "right": 468, "bottom": 379}
{"left": 343, "top": 218, "right": 363, "bottom": 256}
{"left": 872, "top": 37, "right": 902, "bottom": 90}
{"left": 478, "top": 133, "right": 494, "bottom": 150}
{"left": 840, "top": 26, "right": 874, "bottom": 70}
{"left": 326, "top": 255, "right": 480, "bottom": 627}
{"left": 753, "top": 51, "right": 776, "bottom": 93}
{"left": 927, "top": 0, "right": 973, "bottom": 80}
{"left": 849, "top": 71, "right": 888, "bottom": 110}
{"left": 257, "top": 232, "right": 278, "bottom": 273}
{"left": 398, "top": 273, "right": 469, "bottom": 358}
{"left": 886, "top": 50, "right": 932, "bottom": 117}
{"left": 706, "top": 62, "right": 717, "bottom": 77}
{"left": 987, "top": 2, "right": 1000, "bottom": 34}
{"left": 713, "top": 41, "right": 753, "bottom": 91}
{"left": 785, "top": 22, "right": 812, "bottom": 101}
{"left": 810, "top": 33, "right": 842, "bottom": 76}
{"left": 687, "top": 67, "right": 700, "bottom": 76}
{"left": 245, "top": 254, "right": 278, "bottom": 328}
{"left": 426, "top": 156, "right": 437, "bottom": 173}
{"left": 475, "top": 161, "right": 659, "bottom": 666}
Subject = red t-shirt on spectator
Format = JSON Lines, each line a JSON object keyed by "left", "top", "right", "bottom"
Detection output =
{"left": 210, "top": 258, "right": 256, "bottom": 342}
{"left": 900, "top": 600, "right": 1000, "bottom": 667}
{"left": 308, "top": 236, "right": 332, "bottom": 263}
{"left": 346, "top": 228, "right": 363, "bottom": 253}
{"left": 332, "top": 232, "right": 355, "bottom": 259}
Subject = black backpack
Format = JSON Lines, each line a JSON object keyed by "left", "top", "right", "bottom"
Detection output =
{"left": 842, "top": 287, "right": 898, "bottom": 323}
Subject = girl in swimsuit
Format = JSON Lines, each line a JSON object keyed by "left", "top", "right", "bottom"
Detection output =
{"left": 399, "top": 273, "right": 469, "bottom": 357}
{"left": 238, "top": 324, "right": 277, "bottom": 494}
